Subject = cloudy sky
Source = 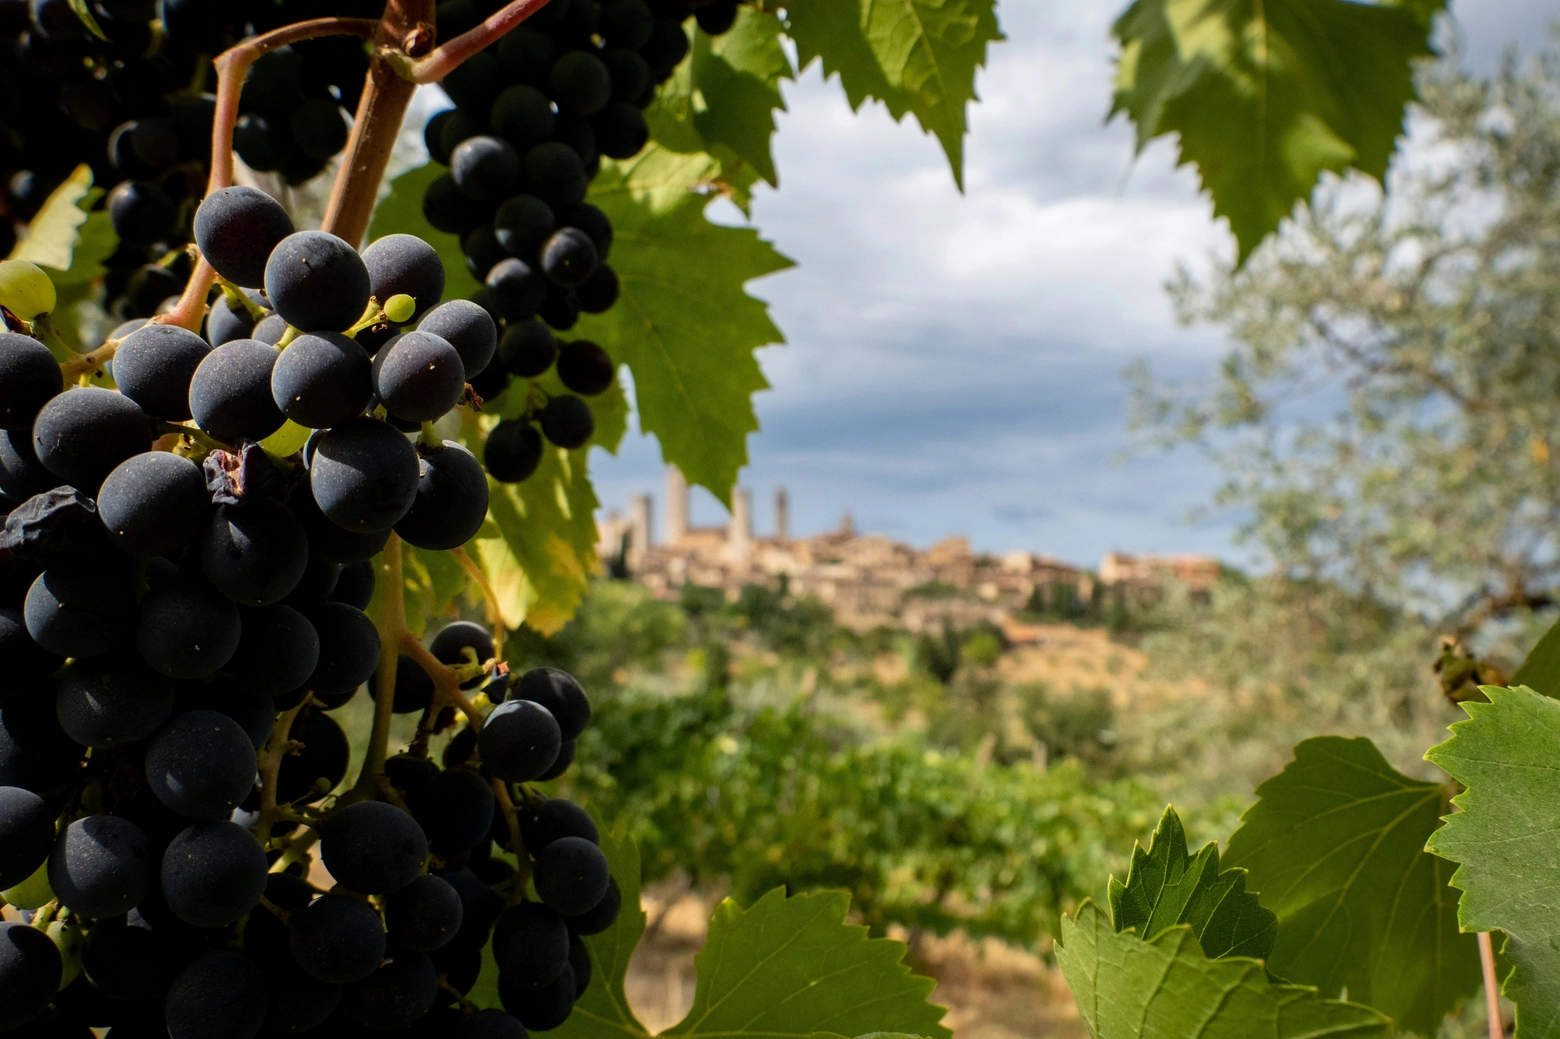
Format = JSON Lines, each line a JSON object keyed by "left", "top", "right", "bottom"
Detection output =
{"left": 584, "top": 0, "right": 1556, "bottom": 569}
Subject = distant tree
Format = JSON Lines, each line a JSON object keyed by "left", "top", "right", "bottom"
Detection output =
{"left": 915, "top": 623, "right": 962, "bottom": 685}
{"left": 1129, "top": 45, "right": 1560, "bottom": 628}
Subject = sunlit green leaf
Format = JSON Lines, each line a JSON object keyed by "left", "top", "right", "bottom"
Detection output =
{"left": 1426, "top": 685, "right": 1560, "bottom": 1039}
{"left": 577, "top": 158, "right": 792, "bottom": 505}
{"left": 401, "top": 544, "right": 471, "bottom": 636}
{"left": 785, "top": 0, "right": 1001, "bottom": 188}
{"left": 1108, "top": 805, "right": 1276, "bottom": 960}
{"left": 655, "top": 886, "right": 949, "bottom": 1039}
{"left": 15, "top": 165, "right": 97, "bottom": 273}
{"left": 1110, "top": 0, "right": 1443, "bottom": 262}
{"left": 1224, "top": 736, "right": 1478, "bottom": 1035}
{"left": 472, "top": 443, "right": 602, "bottom": 637}
{"left": 1513, "top": 620, "right": 1560, "bottom": 698}
{"left": 1058, "top": 900, "right": 1393, "bottom": 1038}
{"left": 546, "top": 821, "right": 650, "bottom": 1036}
{"left": 646, "top": 9, "right": 792, "bottom": 200}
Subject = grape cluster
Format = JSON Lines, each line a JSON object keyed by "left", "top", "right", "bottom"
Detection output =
{"left": 0, "top": 0, "right": 374, "bottom": 320}
{"left": 0, "top": 197, "right": 618, "bottom": 1035}
{"left": 420, "top": 0, "right": 735, "bottom": 479}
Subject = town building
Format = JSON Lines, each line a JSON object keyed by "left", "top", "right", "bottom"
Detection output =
{"left": 597, "top": 468, "right": 1220, "bottom": 632}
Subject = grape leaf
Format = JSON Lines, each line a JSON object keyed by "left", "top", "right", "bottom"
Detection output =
{"left": 400, "top": 544, "right": 470, "bottom": 636}
{"left": 490, "top": 370, "right": 630, "bottom": 455}
{"left": 64, "top": 0, "right": 108, "bottom": 41}
{"left": 784, "top": 0, "right": 1002, "bottom": 188}
{"left": 1222, "top": 736, "right": 1478, "bottom": 1036}
{"left": 1425, "top": 685, "right": 1560, "bottom": 1039}
{"left": 365, "top": 161, "right": 481, "bottom": 301}
{"left": 43, "top": 211, "right": 114, "bottom": 289}
{"left": 1110, "top": 0, "right": 1443, "bottom": 263}
{"left": 548, "top": 824, "right": 949, "bottom": 1039}
{"left": 14, "top": 165, "right": 97, "bottom": 273}
{"left": 472, "top": 443, "right": 602, "bottom": 637}
{"left": 1107, "top": 805, "right": 1277, "bottom": 960}
{"left": 371, "top": 161, "right": 628, "bottom": 635}
{"left": 577, "top": 156, "right": 792, "bottom": 505}
{"left": 612, "top": 143, "right": 724, "bottom": 211}
{"left": 470, "top": 818, "right": 644, "bottom": 1017}
{"left": 647, "top": 9, "right": 792, "bottom": 202}
{"left": 693, "top": 9, "right": 792, "bottom": 187}
{"left": 1057, "top": 901, "right": 1393, "bottom": 1038}
{"left": 1512, "top": 620, "right": 1560, "bottom": 698}
{"left": 658, "top": 887, "right": 949, "bottom": 1039}
{"left": 548, "top": 820, "right": 650, "bottom": 1037}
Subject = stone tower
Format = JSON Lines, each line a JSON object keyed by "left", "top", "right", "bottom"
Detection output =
{"left": 728, "top": 487, "right": 753, "bottom": 561}
{"left": 628, "top": 493, "right": 652, "bottom": 568}
{"left": 665, "top": 465, "right": 688, "bottom": 545}
{"left": 774, "top": 486, "right": 789, "bottom": 541}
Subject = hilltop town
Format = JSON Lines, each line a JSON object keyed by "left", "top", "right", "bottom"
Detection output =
{"left": 596, "top": 468, "right": 1220, "bottom": 635}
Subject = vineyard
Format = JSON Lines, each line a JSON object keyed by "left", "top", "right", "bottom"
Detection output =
{"left": 1, "top": 0, "right": 1558, "bottom": 1037}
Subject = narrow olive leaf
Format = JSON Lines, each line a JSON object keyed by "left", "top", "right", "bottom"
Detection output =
{"left": 1512, "top": 620, "right": 1560, "bottom": 697}
{"left": 1108, "top": 805, "right": 1276, "bottom": 960}
{"left": 576, "top": 158, "right": 792, "bottom": 506}
{"left": 659, "top": 888, "right": 951, "bottom": 1039}
{"left": 1223, "top": 736, "right": 1479, "bottom": 1036}
{"left": 785, "top": 0, "right": 1002, "bottom": 188}
{"left": 1058, "top": 901, "right": 1393, "bottom": 1038}
{"left": 1426, "top": 685, "right": 1560, "bottom": 1039}
{"left": 14, "top": 165, "right": 96, "bottom": 272}
{"left": 366, "top": 161, "right": 482, "bottom": 300}
{"left": 1110, "top": 0, "right": 1443, "bottom": 263}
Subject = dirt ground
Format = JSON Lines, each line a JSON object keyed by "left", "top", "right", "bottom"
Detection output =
{"left": 628, "top": 884, "right": 1087, "bottom": 1039}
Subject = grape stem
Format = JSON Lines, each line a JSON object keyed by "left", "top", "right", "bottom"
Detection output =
{"left": 398, "top": 0, "right": 555, "bottom": 84}
{"left": 217, "top": 275, "right": 269, "bottom": 322}
{"left": 399, "top": 631, "right": 486, "bottom": 733}
{"left": 58, "top": 337, "right": 122, "bottom": 379}
{"left": 492, "top": 778, "right": 530, "bottom": 880}
{"left": 321, "top": 0, "right": 435, "bottom": 244}
{"left": 155, "top": 16, "right": 378, "bottom": 334}
{"left": 207, "top": 18, "right": 381, "bottom": 198}
{"left": 356, "top": 532, "right": 408, "bottom": 798}
{"left": 437, "top": 979, "right": 478, "bottom": 1012}
{"left": 1479, "top": 931, "right": 1502, "bottom": 1039}
{"left": 343, "top": 299, "right": 391, "bottom": 339}
{"left": 451, "top": 546, "right": 506, "bottom": 662}
{"left": 253, "top": 699, "right": 309, "bottom": 845}
{"left": 154, "top": 257, "right": 216, "bottom": 334}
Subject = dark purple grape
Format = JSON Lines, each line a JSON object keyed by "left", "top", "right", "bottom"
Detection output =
{"left": 0, "top": 332, "right": 63, "bottom": 431}
{"left": 193, "top": 186, "right": 296, "bottom": 289}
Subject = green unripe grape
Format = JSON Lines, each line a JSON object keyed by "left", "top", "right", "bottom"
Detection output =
{"left": 2, "top": 860, "right": 54, "bottom": 909}
{"left": 385, "top": 293, "right": 416, "bottom": 324}
{"left": 262, "top": 418, "right": 314, "bottom": 458}
{"left": 48, "top": 919, "right": 84, "bottom": 991}
{"left": 0, "top": 259, "right": 56, "bottom": 321}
